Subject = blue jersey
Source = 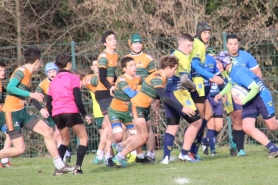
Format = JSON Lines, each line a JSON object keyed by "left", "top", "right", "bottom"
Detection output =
{"left": 231, "top": 50, "right": 259, "bottom": 70}
{"left": 203, "top": 54, "right": 220, "bottom": 96}
{"left": 228, "top": 65, "right": 273, "bottom": 114}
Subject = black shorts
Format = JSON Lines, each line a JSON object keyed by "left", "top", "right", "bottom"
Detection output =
{"left": 97, "top": 98, "right": 113, "bottom": 115}
{"left": 53, "top": 113, "right": 84, "bottom": 130}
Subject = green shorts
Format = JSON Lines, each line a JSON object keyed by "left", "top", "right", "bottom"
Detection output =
{"left": 1, "top": 107, "right": 40, "bottom": 132}
{"left": 108, "top": 107, "right": 133, "bottom": 125}
{"left": 128, "top": 103, "right": 150, "bottom": 121}
{"left": 45, "top": 117, "right": 56, "bottom": 130}
{"left": 95, "top": 117, "right": 103, "bottom": 129}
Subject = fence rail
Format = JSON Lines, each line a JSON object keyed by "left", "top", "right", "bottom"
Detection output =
{"left": 0, "top": 31, "right": 278, "bottom": 157}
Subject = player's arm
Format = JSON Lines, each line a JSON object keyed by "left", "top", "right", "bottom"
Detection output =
{"left": 219, "top": 82, "right": 232, "bottom": 96}
{"left": 7, "top": 71, "right": 30, "bottom": 97}
{"left": 251, "top": 67, "right": 263, "bottom": 79}
{"left": 31, "top": 83, "right": 45, "bottom": 110}
{"left": 241, "top": 81, "right": 259, "bottom": 104}
{"left": 246, "top": 52, "right": 263, "bottom": 78}
{"left": 99, "top": 57, "right": 113, "bottom": 90}
{"left": 147, "top": 58, "right": 156, "bottom": 74}
{"left": 118, "top": 81, "right": 138, "bottom": 98}
{"left": 46, "top": 95, "right": 53, "bottom": 117}
{"left": 155, "top": 87, "right": 183, "bottom": 111}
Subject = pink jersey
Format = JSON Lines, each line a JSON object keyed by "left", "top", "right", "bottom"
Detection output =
{"left": 48, "top": 71, "right": 81, "bottom": 116}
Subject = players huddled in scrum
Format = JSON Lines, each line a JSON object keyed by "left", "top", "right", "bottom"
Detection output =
{"left": 1, "top": 23, "right": 278, "bottom": 174}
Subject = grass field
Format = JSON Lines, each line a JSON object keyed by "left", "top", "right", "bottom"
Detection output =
{"left": 1, "top": 145, "right": 278, "bottom": 185}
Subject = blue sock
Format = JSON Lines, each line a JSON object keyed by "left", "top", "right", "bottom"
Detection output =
{"left": 181, "top": 149, "right": 190, "bottom": 156}
{"left": 207, "top": 129, "right": 216, "bottom": 152}
{"left": 202, "top": 137, "right": 208, "bottom": 145}
{"left": 265, "top": 141, "right": 278, "bottom": 153}
{"left": 163, "top": 133, "right": 175, "bottom": 158}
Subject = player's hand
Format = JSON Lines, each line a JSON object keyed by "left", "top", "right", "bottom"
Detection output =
{"left": 181, "top": 107, "right": 195, "bottom": 117}
{"left": 40, "top": 108, "right": 49, "bottom": 118}
{"left": 151, "top": 99, "right": 160, "bottom": 111}
{"left": 222, "top": 95, "right": 228, "bottom": 103}
{"left": 85, "top": 115, "right": 92, "bottom": 124}
{"left": 232, "top": 96, "right": 243, "bottom": 105}
{"left": 30, "top": 92, "right": 44, "bottom": 102}
{"left": 110, "top": 86, "right": 115, "bottom": 97}
{"left": 210, "top": 76, "right": 224, "bottom": 85}
{"left": 214, "top": 94, "right": 223, "bottom": 103}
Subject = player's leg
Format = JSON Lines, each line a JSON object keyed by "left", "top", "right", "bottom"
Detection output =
{"left": 108, "top": 108, "right": 124, "bottom": 144}
{"left": 0, "top": 125, "right": 12, "bottom": 167}
{"left": 71, "top": 120, "right": 88, "bottom": 174}
{"left": 93, "top": 117, "right": 106, "bottom": 164}
{"left": 146, "top": 122, "right": 156, "bottom": 162}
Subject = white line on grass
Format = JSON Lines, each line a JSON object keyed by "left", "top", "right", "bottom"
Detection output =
{"left": 175, "top": 178, "right": 190, "bottom": 184}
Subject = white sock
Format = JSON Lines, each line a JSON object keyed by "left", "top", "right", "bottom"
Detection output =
{"left": 1, "top": 158, "right": 9, "bottom": 164}
{"left": 116, "top": 152, "right": 125, "bottom": 159}
{"left": 117, "top": 143, "right": 124, "bottom": 152}
{"left": 96, "top": 150, "right": 104, "bottom": 160}
{"left": 65, "top": 150, "right": 71, "bottom": 157}
{"left": 131, "top": 150, "right": 137, "bottom": 155}
{"left": 105, "top": 153, "right": 111, "bottom": 160}
{"left": 147, "top": 151, "right": 155, "bottom": 158}
{"left": 136, "top": 153, "right": 145, "bottom": 159}
{"left": 53, "top": 157, "right": 65, "bottom": 169}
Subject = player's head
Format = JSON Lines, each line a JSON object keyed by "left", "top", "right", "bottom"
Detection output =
{"left": 196, "top": 22, "right": 211, "bottom": 43}
{"left": 160, "top": 56, "right": 179, "bottom": 77}
{"left": 101, "top": 30, "right": 117, "bottom": 50}
{"left": 226, "top": 34, "right": 240, "bottom": 56}
{"left": 45, "top": 62, "right": 58, "bottom": 80}
{"left": 178, "top": 33, "right": 194, "bottom": 55}
{"left": 206, "top": 46, "right": 216, "bottom": 57}
{"left": 215, "top": 51, "right": 231, "bottom": 71}
{"left": 24, "top": 46, "right": 41, "bottom": 71}
{"left": 55, "top": 53, "right": 72, "bottom": 70}
{"left": 0, "top": 62, "right": 6, "bottom": 80}
{"left": 128, "top": 33, "right": 143, "bottom": 54}
{"left": 121, "top": 56, "right": 136, "bottom": 76}
{"left": 90, "top": 56, "right": 99, "bottom": 74}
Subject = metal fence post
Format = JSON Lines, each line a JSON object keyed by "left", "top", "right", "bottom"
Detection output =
{"left": 71, "top": 40, "right": 79, "bottom": 147}
{"left": 222, "top": 32, "right": 227, "bottom": 50}
{"left": 71, "top": 41, "right": 77, "bottom": 70}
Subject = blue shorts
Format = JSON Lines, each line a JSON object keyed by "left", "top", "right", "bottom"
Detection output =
{"left": 242, "top": 94, "right": 275, "bottom": 120}
{"left": 208, "top": 96, "right": 223, "bottom": 117}
{"left": 164, "top": 90, "right": 200, "bottom": 124}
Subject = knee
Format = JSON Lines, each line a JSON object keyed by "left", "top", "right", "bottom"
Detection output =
{"left": 44, "top": 127, "right": 54, "bottom": 138}
{"left": 17, "top": 144, "right": 26, "bottom": 155}
{"left": 191, "top": 120, "right": 202, "bottom": 130}
{"left": 242, "top": 125, "right": 252, "bottom": 135}
{"left": 268, "top": 124, "right": 278, "bottom": 131}
{"left": 140, "top": 134, "right": 149, "bottom": 144}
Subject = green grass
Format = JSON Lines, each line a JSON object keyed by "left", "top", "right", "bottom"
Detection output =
{"left": 1, "top": 146, "right": 278, "bottom": 185}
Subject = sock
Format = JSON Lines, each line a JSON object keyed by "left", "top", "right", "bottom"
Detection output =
{"left": 233, "top": 130, "right": 245, "bottom": 151}
{"left": 105, "top": 153, "right": 112, "bottom": 160}
{"left": 266, "top": 142, "right": 278, "bottom": 152}
{"left": 163, "top": 133, "right": 175, "bottom": 159}
{"left": 202, "top": 137, "right": 208, "bottom": 145}
{"left": 116, "top": 152, "right": 125, "bottom": 159}
{"left": 136, "top": 153, "right": 145, "bottom": 159}
{"left": 1, "top": 158, "right": 8, "bottom": 164}
{"left": 53, "top": 157, "right": 65, "bottom": 169}
{"left": 131, "top": 150, "right": 137, "bottom": 155}
{"left": 96, "top": 150, "right": 104, "bottom": 160}
{"left": 181, "top": 149, "right": 190, "bottom": 156}
{"left": 207, "top": 129, "right": 216, "bottom": 152}
{"left": 147, "top": 151, "right": 155, "bottom": 158}
{"left": 65, "top": 150, "right": 71, "bottom": 157}
{"left": 117, "top": 143, "right": 124, "bottom": 152}
{"left": 58, "top": 144, "right": 68, "bottom": 160}
{"left": 76, "top": 145, "right": 87, "bottom": 168}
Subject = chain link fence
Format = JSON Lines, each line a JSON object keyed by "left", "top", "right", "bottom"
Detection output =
{"left": 0, "top": 31, "right": 277, "bottom": 157}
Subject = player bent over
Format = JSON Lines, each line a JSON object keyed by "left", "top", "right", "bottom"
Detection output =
{"left": 0, "top": 47, "right": 78, "bottom": 175}
{"left": 112, "top": 56, "right": 196, "bottom": 167}
{"left": 215, "top": 51, "right": 278, "bottom": 158}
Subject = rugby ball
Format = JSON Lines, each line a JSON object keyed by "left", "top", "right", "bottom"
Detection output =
{"left": 230, "top": 85, "right": 248, "bottom": 102}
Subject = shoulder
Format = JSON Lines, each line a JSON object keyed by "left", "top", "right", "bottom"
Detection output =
{"left": 118, "top": 75, "right": 126, "bottom": 82}
{"left": 98, "top": 52, "right": 107, "bottom": 59}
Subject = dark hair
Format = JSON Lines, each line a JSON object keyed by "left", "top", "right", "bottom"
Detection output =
{"left": 160, "top": 56, "right": 179, "bottom": 69}
{"left": 0, "top": 61, "right": 5, "bottom": 67}
{"left": 178, "top": 33, "right": 194, "bottom": 42}
{"left": 121, "top": 56, "right": 134, "bottom": 69}
{"left": 90, "top": 56, "right": 98, "bottom": 65}
{"left": 72, "top": 69, "right": 86, "bottom": 80}
{"left": 226, "top": 34, "right": 240, "bottom": 42}
{"left": 101, "top": 30, "right": 116, "bottom": 43}
{"left": 23, "top": 46, "right": 41, "bottom": 64}
{"left": 55, "top": 53, "right": 72, "bottom": 69}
